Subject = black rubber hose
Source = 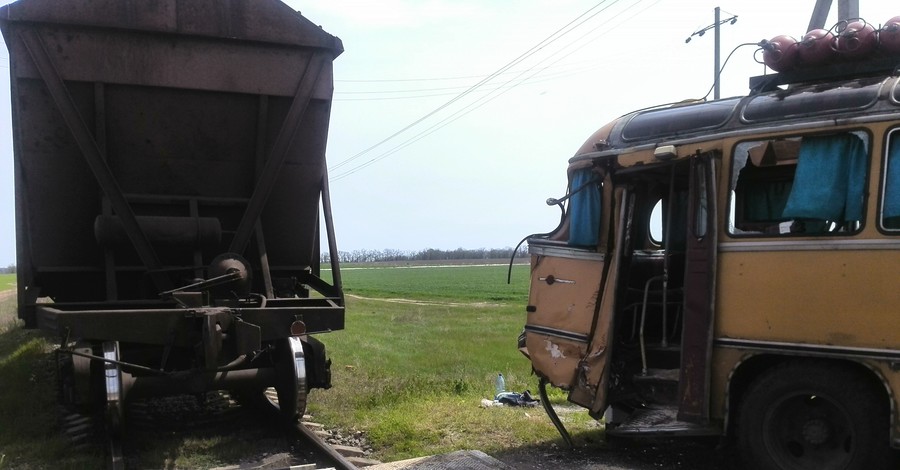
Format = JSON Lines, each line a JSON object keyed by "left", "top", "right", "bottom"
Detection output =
{"left": 539, "top": 377, "right": 574, "bottom": 449}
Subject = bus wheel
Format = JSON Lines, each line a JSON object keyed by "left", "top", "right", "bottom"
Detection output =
{"left": 738, "top": 360, "right": 890, "bottom": 470}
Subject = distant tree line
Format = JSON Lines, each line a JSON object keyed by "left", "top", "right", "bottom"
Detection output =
{"left": 322, "top": 246, "right": 528, "bottom": 264}
{"left": 1, "top": 265, "right": 15, "bottom": 274}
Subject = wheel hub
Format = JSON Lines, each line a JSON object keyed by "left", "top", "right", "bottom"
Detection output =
{"left": 801, "top": 418, "right": 831, "bottom": 445}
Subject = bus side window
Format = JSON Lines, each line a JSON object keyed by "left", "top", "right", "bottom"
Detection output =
{"left": 650, "top": 199, "right": 663, "bottom": 244}
{"left": 881, "top": 130, "right": 900, "bottom": 230}
{"left": 729, "top": 139, "right": 800, "bottom": 235}
{"left": 729, "top": 132, "right": 868, "bottom": 236}
{"left": 568, "top": 168, "right": 602, "bottom": 246}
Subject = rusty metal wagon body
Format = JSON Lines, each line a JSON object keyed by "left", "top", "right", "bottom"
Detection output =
{"left": 0, "top": 0, "right": 345, "bottom": 426}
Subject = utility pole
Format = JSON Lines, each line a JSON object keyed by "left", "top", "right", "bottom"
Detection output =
{"left": 686, "top": 7, "right": 738, "bottom": 100}
{"left": 714, "top": 7, "right": 721, "bottom": 100}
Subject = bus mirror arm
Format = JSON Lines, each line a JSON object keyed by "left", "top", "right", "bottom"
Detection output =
{"left": 505, "top": 196, "right": 569, "bottom": 286}
{"left": 505, "top": 176, "right": 601, "bottom": 285}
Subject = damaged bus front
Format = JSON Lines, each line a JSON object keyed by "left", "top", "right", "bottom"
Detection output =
{"left": 520, "top": 41, "right": 900, "bottom": 470}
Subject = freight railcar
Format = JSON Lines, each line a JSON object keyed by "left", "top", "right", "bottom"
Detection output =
{"left": 0, "top": 0, "right": 345, "bottom": 432}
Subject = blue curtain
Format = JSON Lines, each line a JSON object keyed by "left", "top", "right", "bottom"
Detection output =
{"left": 883, "top": 136, "right": 900, "bottom": 218}
{"left": 737, "top": 179, "right": 793, "bottom": 222}
{"left": 782, "top": 134, "right": 866, "bottom": 222}
{"left": 568, "top": 169, "right": 601, "bottom": 246}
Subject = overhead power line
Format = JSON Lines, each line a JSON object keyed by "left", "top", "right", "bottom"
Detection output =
{"left": 330, "top": 0, "right": 660, "bottom": 181}
{"left": 333, "top": 62, "right": 605, "bottom": 101}
{"left": 334, "top": 59, "right": 600, "bottom": 85}
{"left": 329, "top": 0, "right": 616, "bottom": 174}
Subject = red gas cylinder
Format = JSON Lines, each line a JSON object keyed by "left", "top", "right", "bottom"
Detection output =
{"left": 879, "top": 16, "right": 900, "bottom": 55}
{"left": 798, "top": 29, "right": 834, "bottom": 65}
{"left": 761, "top": 35, "right": 798, "bottom": 72}
{"left": 833, "top": 19, "right": 877, "bottom": 58}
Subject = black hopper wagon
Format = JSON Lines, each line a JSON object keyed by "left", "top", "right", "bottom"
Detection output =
{"left": 0, "top": 0, "right": 346, "bottom": 435}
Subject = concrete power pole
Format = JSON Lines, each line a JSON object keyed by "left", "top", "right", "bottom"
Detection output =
{"left": 685, "top": 7, "right": 738, "bottom": 100}
{"left": 714, "top": 7, "right": 721, "bottom": 100}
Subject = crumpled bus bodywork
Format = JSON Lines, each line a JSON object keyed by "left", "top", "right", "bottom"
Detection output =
{"left": 522, "top": 57, "right": 900, "bottom": 469}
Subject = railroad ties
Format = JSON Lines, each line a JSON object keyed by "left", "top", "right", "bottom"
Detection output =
{"left": 263, "top": 388, "right": 381, "bottom": 469}
{"left": 59, "top": 390, "right": 379, "bottom": 469}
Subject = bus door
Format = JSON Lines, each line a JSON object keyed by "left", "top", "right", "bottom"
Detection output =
{"left": 677, "top": 154, "right": 718, "bottom": 423}
{"left": 522, "top": 167, "right": 612, "bottom": 411}
{"left": 601, "top": 153, "right": 719, "bottom": 434}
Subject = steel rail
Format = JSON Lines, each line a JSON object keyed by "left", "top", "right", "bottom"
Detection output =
{"left": 291, "top": 420, "right": 359, "bottom": 470}
{"left": 108, "top": 436, "right": 125, "bottom": 470}
{"left": 253, "top": 392, "right": 358, "bottom": 469}
{"left": 97, "top": 392, "right": 357, "bottom": 470}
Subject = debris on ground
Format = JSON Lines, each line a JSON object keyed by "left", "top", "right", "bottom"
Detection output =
{"left": 480, "top": 390, "right": 540, "bottom": 408}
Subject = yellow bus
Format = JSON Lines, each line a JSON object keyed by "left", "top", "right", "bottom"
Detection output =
{"left": 520, "top": 45, "right": 900, "bottom": 469}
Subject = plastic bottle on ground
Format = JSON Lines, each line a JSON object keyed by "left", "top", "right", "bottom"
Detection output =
{"left": 495, "top": 373, "right": 506, "bottom": 396}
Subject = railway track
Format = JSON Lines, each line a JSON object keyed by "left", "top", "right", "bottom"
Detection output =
{"left": 61, "top": 390, "right": 367, "bottom": 469}
{"left": 291, "top": 416, "right": 361, "bottom": 470}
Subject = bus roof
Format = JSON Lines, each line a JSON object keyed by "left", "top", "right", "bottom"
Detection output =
{"left": 573, "top": 63, "right": 900, "bottom": 163}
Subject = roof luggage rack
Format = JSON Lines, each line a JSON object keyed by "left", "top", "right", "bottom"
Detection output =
{"left": 750, "top": 55, "right": 900, "bottom": 94}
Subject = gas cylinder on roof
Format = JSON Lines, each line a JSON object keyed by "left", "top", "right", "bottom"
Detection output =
{"left": 798, "top": 28, "right": 834, "bottom": 65}
{"left": 761, "top": 35, "right": 798, "bottom": 72}
{"left": 879, "top": 16, "right": 900, "bottom": 55}
{"left": 833, "top": 19, "right": 877, "bottom": 58}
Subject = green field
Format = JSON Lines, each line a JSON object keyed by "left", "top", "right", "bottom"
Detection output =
{"left": 326, "top": 261, "right": 529, "bottom": 302}
{"left": 311, "top": 263, "right": 600, "bottom": 461}
{"left": 0, "top": 274, "right": 14, "bottom": 292}
{"left": 0, "top": 264, "right": 602, "bottom": 467}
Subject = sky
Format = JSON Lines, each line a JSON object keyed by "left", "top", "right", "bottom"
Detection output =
{"left": 1, "top": 1, "right": 898, "bottom": 265}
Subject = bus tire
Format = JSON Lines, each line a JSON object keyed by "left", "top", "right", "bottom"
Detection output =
{"left": 737, "top": 360, "right": 891, "bottom": 470}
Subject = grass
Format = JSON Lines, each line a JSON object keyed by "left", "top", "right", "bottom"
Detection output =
{"left": 0, "top": 274, "right": 14, "bottom": 292}
{"left": 329, "top": 262, "right": 529, "bottom": 302}
{"left": 0, "top": 263, "right": 604, "bottom": 467}
{"left": 0, "top": 288, "right": 104, "bottom": 469}
{"left": 308, "top": 264, "right": 603, "bottom": 461}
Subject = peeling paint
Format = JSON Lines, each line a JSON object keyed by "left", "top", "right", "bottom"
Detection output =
{"left": 587, "top": 348, "right": 606, "bottom": 358}
{"left": 545, "top": 340, "right": 566, "bottom": 359}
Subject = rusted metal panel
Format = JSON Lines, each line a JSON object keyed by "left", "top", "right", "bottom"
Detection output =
{"left": 677, "top": 156, "right": 719, "bottom": 423}
{"left": 19, "top": 28, "right": 172, "bottom": 292}
{"left": 7, "top": 28, "right": 335, "bottom": 97}
{"left": 229, "top": 52, "right": 327, "bottom": 254}
{"left": 40, "top": 301, "right": 344, "bottom": 345}
{"left": 1, "top": 0, "right": 342, "bottom": 310}
{"left": 2, "top": 2, "right": 348, "bottom": 420}
{"left": 524, "top": 245, "right": 606, "bottom": 390}
{"left": 0, "top": 0, "right": 343, "bottom": 52}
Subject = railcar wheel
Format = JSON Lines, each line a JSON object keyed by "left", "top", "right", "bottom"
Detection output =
{"left": 57, "top": 341, "right": 101, "bottom": 410}
{"left": 737, "top": 360, "right": 891, "bottom": 470}
{"left": 229, "top": 338, "right": 309, "bottom": 422}
{"left": 102, "top": 341, "right": 124, "bottom": 436}
{"left": 57, "top": 348, "right": 77, "bottom": 406}
{"left": 102, "top": 341, "right": 125, "bottom": 469}
{"left": 274, "top": 337, "right": 308, "bottom": 423}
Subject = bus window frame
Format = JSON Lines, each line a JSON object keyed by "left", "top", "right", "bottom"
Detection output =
{"left": 878, "top": 127, "right": 900, "bottom": 234}
{"left": 726, "top": 129, "right": 871, "bottom": 239}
